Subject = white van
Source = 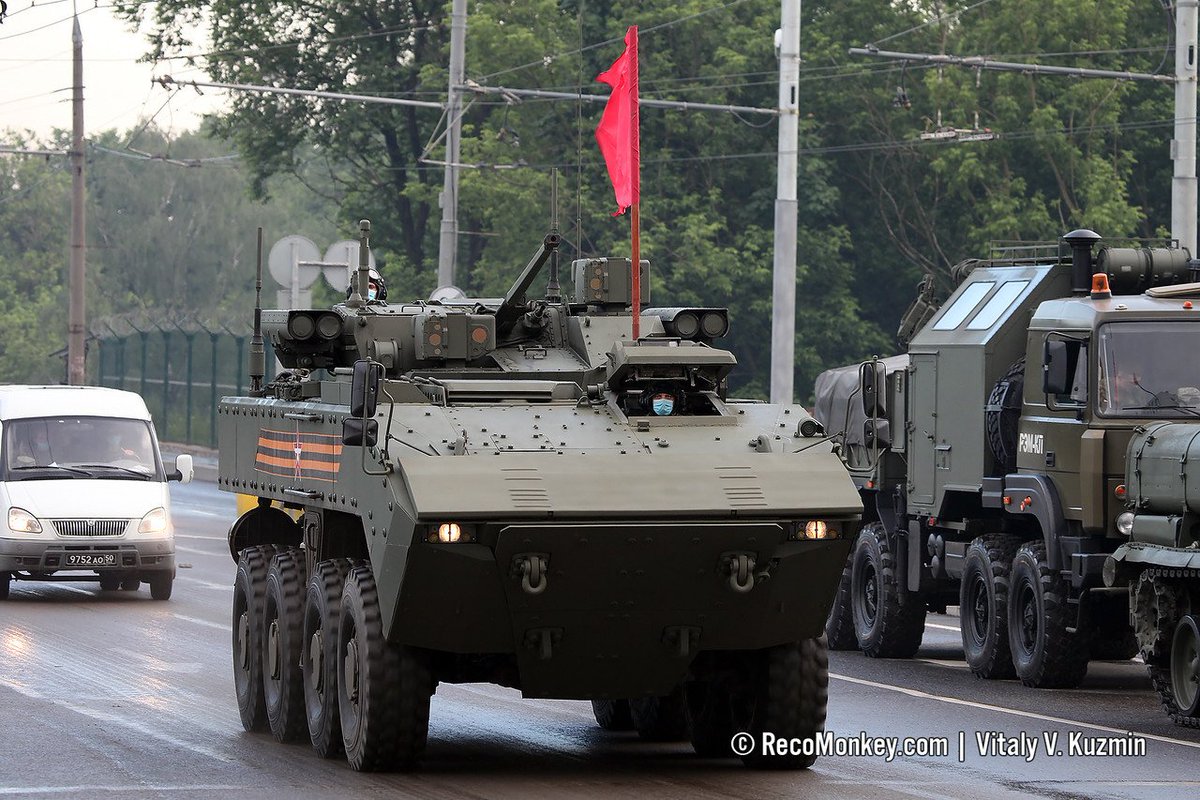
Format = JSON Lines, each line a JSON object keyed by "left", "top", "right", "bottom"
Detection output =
{"left": 0, "top": 385, "right": 193, "bottom": 601}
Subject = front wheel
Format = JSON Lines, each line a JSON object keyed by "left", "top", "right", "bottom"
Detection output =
{"left": 737, "top": 637, "right": 828, "bottom": 770}
{"left": 232, "top": 544, "right": 278, "bottom": 732}
{"left": 338, "top": 565, "right": 433, "bottom": 771}
{"left": 148, "top": 574, "right": 173, "bottom": 601}
{"left": 0, "top": 571, "right": 9, "bottom": 600}
{"left": 99, "top": 574, "right": 121, "bottom": 591}
{"left": 1007, "top": 541, "right": 1088, "bottom": 688}
{"left": 629, "top": 687, "right": 689, "bottom": 741}
{"left": 591, "top": 699, "right": 634, "bottom": 732}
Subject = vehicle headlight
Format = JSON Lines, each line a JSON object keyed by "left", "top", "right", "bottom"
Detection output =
{"left": 1116, "top": 512, "right": 1135, "bottom": 537}
{"left": 139, "top": 507, "right": 169, "bottom": 534}
{"left": 428, "top": 522, "right": 475, "bottom": 543}
{"left": 793, "top": 520, "right": 837, "bottom": 540}
{"left": 7, "top": 507, "right": 42, "bottom": 534}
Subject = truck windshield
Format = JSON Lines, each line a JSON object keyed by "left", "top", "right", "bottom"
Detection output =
{"left": 1, "top": 417, "right": 162, "bottom": 479}
{"left": 1097, "top": 322, "right": 1200, "bottom": 417}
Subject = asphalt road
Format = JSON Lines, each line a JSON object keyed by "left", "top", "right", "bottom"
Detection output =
{"left": 1, "top": 481, "right": 1198, "bottom": 799}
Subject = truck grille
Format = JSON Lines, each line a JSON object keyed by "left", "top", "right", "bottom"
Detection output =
{"left": 52, "top": 519, "right": 131, "bottom": 537}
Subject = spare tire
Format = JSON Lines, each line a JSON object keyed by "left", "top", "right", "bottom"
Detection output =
{"left": 985, "top": 358, "right": 1025, "bottom": 475}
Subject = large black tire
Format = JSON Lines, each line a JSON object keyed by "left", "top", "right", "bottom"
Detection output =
{"left": 629, "top": 686, "right": 690, "bottom": 741}
{"left": 99, "top": 574, "right": 121, "bottom": 591}
{"left": 149, "top": 573, "right": 173, "bottom": 601}
{"left": 233, "top": 544, "right": 279, "bottom": 732}
{"left": 303, "top": 558, "right": 354, "bottom": 757}
{"left": 591, "top": 699, "right": 635, "bottom": 732}
{"left": 338, "top": 565, "right": 433, "bottom": 771}
{"left": 738, "top": 637, "right": 829, "bottom": 770}
{"left": 0, "top": 571, "right": 9, "bottom": 600}
{"left": 959, "top": 534, "right": 1020, "bottom": 679}
{"left": 825, "top": 554, "right": 857, "bottom": 650}
{"left": 1008, "top": 541, "right": 1089, "bottom": 688}
{"left": 121, "top": 577, "right": 140, "bottom": 591}
{"left": 686, "top": 668, "right": 740, "bottom": 758}
{"left": 264, "top": 548, "right": 307, "bottom": 742}
{"left": 850, "top": 522, "right": 925, "bottom": 658}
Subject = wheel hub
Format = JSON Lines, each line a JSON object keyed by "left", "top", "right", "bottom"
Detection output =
{"left": 969, "top": 576, "right": 989, "bottom": 645}
{"left": 1018, "top": 584, "right": 1037, "bottom": 654}
{"left": 863, "top": 568, "right": 878, "bottom": 623}
{"left": 237, "top": 612, "right": 251, "bottom": 670}
{"left": 267, "top": 620, "right": 281, "bottom": 679}
{"left": 343, "top": 639, "right": 360, "bottom": 704}
{"left": 1171, "top": 615, "right": 1200, "bottom": 716}
{"left": 309, "top": 630, "right": 324, "bottom": 695}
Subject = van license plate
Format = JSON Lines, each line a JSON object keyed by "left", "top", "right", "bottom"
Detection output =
{"left": 65, "top": 554, "right": 116, "bottom": 567}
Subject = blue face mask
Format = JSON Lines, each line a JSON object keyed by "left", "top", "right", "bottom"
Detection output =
{"left": 367, "top": 286, "right": 378, "bottom": 301}
{"left": 652, "top": 397, "right": 675, "bottom": 416}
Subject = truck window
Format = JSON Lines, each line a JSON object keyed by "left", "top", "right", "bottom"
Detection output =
{"left": 2, "top": 417, "right": 162, "bottom": 479}
{"left": 1097, "top": 322, "right": 1200, "bottom": 417}
{"left": 932, "top": 282, "right": 994, "bottom": 330}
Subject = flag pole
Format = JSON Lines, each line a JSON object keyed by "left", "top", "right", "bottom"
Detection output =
{"left": 629, "top": 26, "right": 641, "bottom": 341}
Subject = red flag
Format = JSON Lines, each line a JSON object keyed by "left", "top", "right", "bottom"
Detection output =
{"left": 595, "top": 26, "right": 639, "bottom": 215}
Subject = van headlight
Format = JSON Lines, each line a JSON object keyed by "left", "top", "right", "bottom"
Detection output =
{"left": 138, "top": 507, "right": 169, "bottom": 534}
{"left": 7, "top": 507, "right": 42, "bottom": 533}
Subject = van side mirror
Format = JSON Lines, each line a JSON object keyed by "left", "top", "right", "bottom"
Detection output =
{"left": 860, "top": 361, "right": 886, "bottom": 417}
{"left": 342, "top": 418, "right": 379, "bottom": 448}
{"left": 350, "top": 360, "right": 383, "bottom": 418}
{"left": 1043, "top": 338, "right": 1081, "bottom": 398}
{"left": 169, "top": 454, "right": 193, "bottom": 484}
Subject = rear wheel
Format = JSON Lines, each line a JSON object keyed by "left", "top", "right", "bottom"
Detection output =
{"left": 338, "top": 565, "right": 433, "bottom": 771}
{"left": 959, "top": 534, "right": 1020, "bottom": 679}
{"left": 264, "top": 548, "right": 306, "bottom": 742}
{"left": 1008, "top": 541, "right": 1089, "bottom": 688}
{"left": 825, "top": 554, "right": 857, "bottom": 650}
{"left": 303, "top": 558, "right": 353, "bottom": 757}
{"left": 591, "top": 699, "right": 634, "bottom": 731}
{"left": 233, "top": 544, "right": 278, "bottom": 732}
{"left": 851, "top": 522, "right": 925, "bottom": 658}
{"left": 99, "top": 574, "right": 121, "bottom": 591}
{"left": 629, "top": 686, "right": 689, "bottom": 741}
{"left": 120, "top": 577, "right": 140, "bottom": 591}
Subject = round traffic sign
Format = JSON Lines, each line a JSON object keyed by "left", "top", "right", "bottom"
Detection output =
{"left": 267, "top": 235, "right": 321, "bottom": 289}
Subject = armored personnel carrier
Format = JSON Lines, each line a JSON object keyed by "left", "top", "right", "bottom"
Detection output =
{"left": 1108, "top": 425, "right": 1200, "bottom": 726}
{"left": 815, "top": 230, "right": 1200, "bottom": 692}
{"left": 219, "top": 221, "right": 859, "bottom": 769}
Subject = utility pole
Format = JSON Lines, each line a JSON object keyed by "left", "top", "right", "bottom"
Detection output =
{"left": 1174, "top": 1, "right": 1197, "bottom": 257}
{"left": 849, "top": 0, "right": 1196, "bottom": 256}
{"left": 437, "top": 0, "right": 468, "bottom": 290}
{"left": 770, "top": 0, "right": 800, "bottom": 405}
{"left": 68, "top": 12, "right": 86, "bottom": 385}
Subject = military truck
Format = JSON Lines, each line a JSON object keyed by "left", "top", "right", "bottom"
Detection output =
{"left": 815, "top": 229, "right": 1200, "bottom": 689}
{"left": 1106, "top": 425, "right": 1200, "bottom": 726}
{"left": 219, "top": 220, "right": 860, "bottom": 770}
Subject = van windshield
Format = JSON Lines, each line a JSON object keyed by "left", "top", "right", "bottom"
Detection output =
{"left": 1, "top": 417, "right": 162, "bottom": 480}
{"left": 1097, "top": 322, "right": 1200, "bottom": 417}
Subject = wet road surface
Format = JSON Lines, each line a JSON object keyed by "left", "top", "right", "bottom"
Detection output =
{"left": 1, "top": 481, "right": 1198, "bottom": 799}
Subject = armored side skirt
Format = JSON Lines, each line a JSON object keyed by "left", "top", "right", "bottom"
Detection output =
{"left": 390, "top": 520, "right": 850, "bottom": 699}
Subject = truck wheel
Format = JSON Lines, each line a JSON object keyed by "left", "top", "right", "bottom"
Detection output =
{"left": 850, "top": 522, "right": 925, "bottom": 658}
{"left": 1007, "top": 541, "right": 1088, "bottom": 688}
{"left": 338, "top": 565, "right": 432, "bottom": 771}
{"left": 825, "top": 554, "right": 857, "bottom": 650}
{"left": 1170, "top": 615, "right": 1200, "bottom": 719}
{"left": 264, "top": 548, "right": 306, "bottom": 742}
{"left": 99, "top": 574, "right": 121, "bottom": 591}
{"left": 959, "top": 534, "right": 1020, "bottom": 679}
{"left": 149, "top": 573, "right": 173, "bottom": 601}
{"left": 630, "top": 686, "right": 690, "bottom": 741}
{"left": 0, "top": 571, "right": 9, "bottom": 600}
{"left": 233, "top": 544, "right": 279, "bottom": 732}
{"left": 686, "top": 672, "right": 739, "bottom": 757}
{"left": 591, "top": 699, "right": 634, "bottom": 731}
{"left": 303, "top": 558, "right": 354, "bottom": 758}
{"left": 737, "top": 637, "right": 828, "bottom": 770}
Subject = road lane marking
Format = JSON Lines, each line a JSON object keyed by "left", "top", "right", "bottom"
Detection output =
{"left": 175, "top": 533, "right": 229, "bottom": 542}
{"left": 926, "top": 622, "right": 961, "bottom": 632}
{"left": 170, "top": 614, "right": 226, "bottom": 631}
{"left": 830, "top": 672, "right": 1200, "bottom": 751}
{"left": 174, "top": 545, "right": 227, "bottom": 557}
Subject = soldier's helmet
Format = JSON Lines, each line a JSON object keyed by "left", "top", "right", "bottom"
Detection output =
{"left": 346, "top": 268, "right": 388, "bottom": 302}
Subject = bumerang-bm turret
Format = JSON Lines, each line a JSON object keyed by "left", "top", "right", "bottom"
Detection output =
{"left": 814, "top": 230, "right": 1200, "bottom": 724}
{"left": 219, "top": 220, "right": 860, "bottom": 770}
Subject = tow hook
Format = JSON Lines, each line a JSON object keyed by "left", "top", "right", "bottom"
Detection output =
{"left": 722, "top": 552, "right": 757, "bottom": 593}
{"left": 512, "top": 553, "right": 550, "bottom": 595}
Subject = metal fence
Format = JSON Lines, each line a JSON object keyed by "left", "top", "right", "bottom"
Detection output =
{"left": 93, "top": 316, "right": 277, "bottom": 447}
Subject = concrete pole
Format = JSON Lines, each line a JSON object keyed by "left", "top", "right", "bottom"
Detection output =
{"left": 68, "top": 14, "right": 87, "bottom": 385}
{"left": 770, "top": 0, "right": 800, "bottom": 404}
{"left": 437, "top": 0, "right": 468, "bottom": 289}
{"left": 1174, "top": 0, "right": 1198, "bottom": 257}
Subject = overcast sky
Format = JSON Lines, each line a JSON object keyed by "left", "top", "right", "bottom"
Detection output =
{"left": 0, "top": 2, "right": 224, "bottom": 140}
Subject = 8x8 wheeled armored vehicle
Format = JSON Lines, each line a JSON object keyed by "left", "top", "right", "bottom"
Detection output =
{"left": 219, "top": 221, "right": 860, "bottom": 769}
